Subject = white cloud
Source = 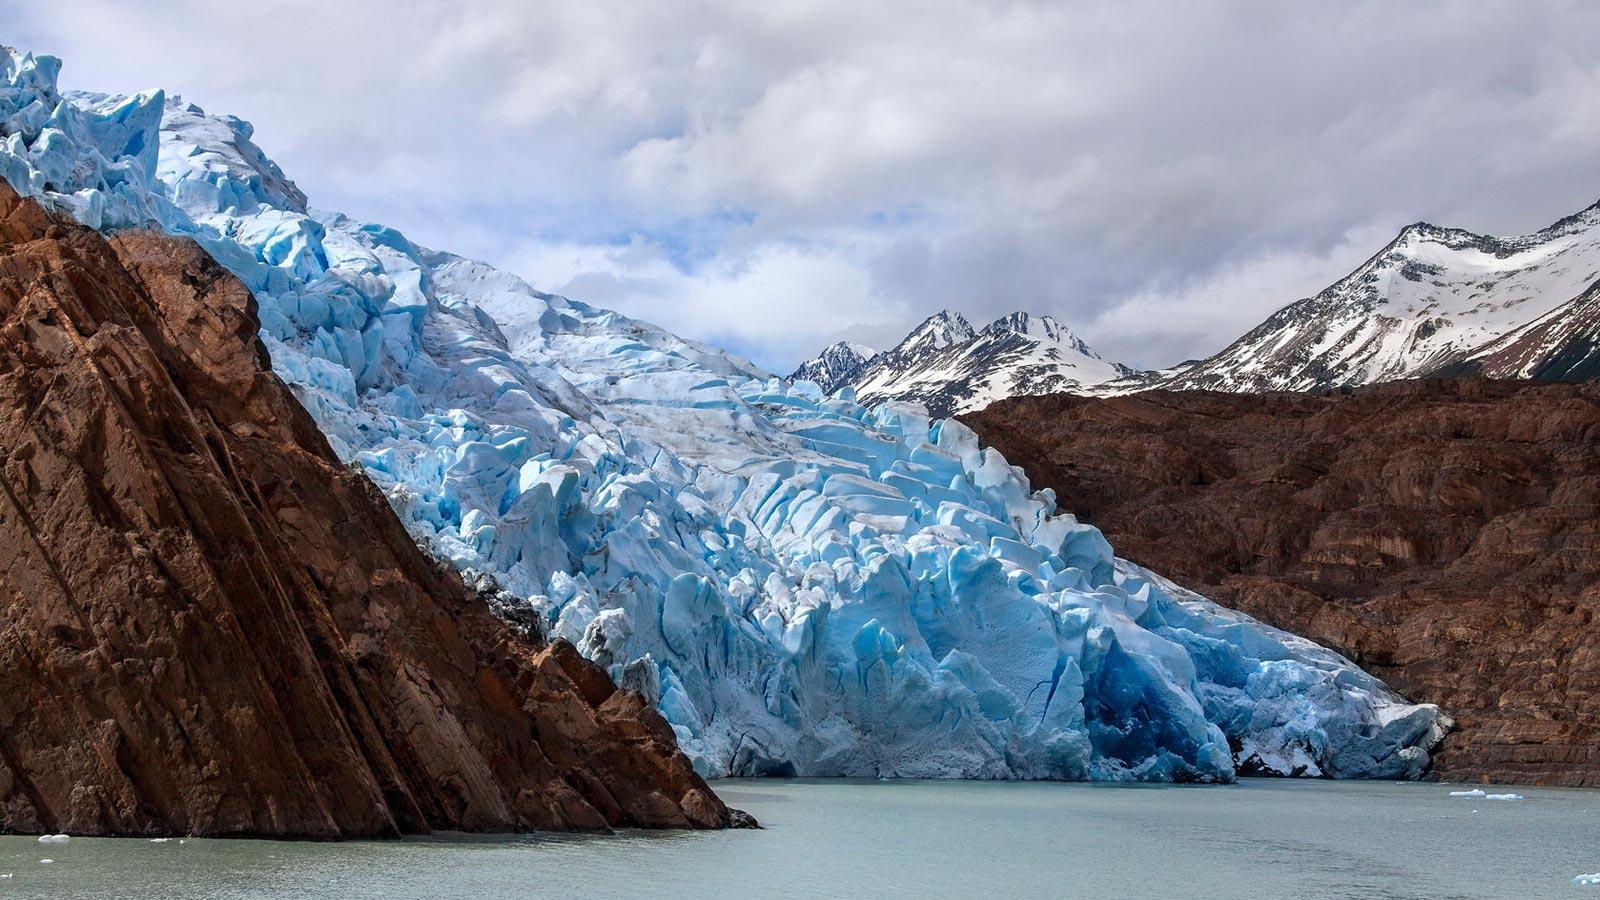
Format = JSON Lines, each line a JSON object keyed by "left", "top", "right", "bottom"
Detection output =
{"left": 1082, "top": 221, "right": 1400, "bottom": 368}
{"left": 9, "top": 0, "right": 1600, "bottom": 371}
{"left": 502, "top": 232, "right": 904, "bottom": 369}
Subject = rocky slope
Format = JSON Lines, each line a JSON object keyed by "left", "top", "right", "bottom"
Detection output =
{"left": 1141, "top": 202, "right": 1600, "bottom": 394}
{"left": 965, "top": 379, "right": 1600, "bottom": 786}
{"left": 796, "top": 311, "right": 1132, "bottom": 416}
{"left": 0, "top": 182, "right": 738, "bottom": 837}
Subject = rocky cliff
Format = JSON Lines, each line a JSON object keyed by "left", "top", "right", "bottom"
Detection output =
{"left": 0, "top": 182, "right": 741, "bottom": 837}
{"left": 965, "top": 380, "right": 1600, "bottom": 786}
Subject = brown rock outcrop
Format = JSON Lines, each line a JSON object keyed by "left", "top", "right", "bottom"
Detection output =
{"left": 0, "top": 182, "right": 743, "bottom": 836}
{"left": 965, "top": 380, "right": 1600, "bottom": 786}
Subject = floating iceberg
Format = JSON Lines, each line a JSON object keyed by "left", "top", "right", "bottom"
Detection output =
{"left": 35, "top": 835, "right": 69, "bottom": 844}
{"left": 0, "top": 45, "right": 1448, "bottom": 782}
{"left": 1448, "top": 789, "right": 1523, "bottom": 800}
{"left": 1577, "top": 873, "right": 1600, "bottom": 887}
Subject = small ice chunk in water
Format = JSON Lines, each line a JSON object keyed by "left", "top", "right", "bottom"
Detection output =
{"left": 38, "top": 859, "right": 52, "bottom": 864}
{"left": 1449, "top": 789, "right": 1486, "bottom": 797}
{"left": 1574, "top": 873, "right": 1600, "bottom": 886}
{"left": 150, "top": 837, "right": 171, "bottom": 843}
{"left": 37, "top": 834, "right": 69, "bottom": 843}
{"left": 1484, "top": 793, "right": 1523, "bottom": 801}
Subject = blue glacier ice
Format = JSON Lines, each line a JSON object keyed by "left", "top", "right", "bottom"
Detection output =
{"left": 0, "top": 45, "right": 1448, "bottom": 781}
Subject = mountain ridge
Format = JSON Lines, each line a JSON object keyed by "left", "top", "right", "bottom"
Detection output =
{"left": 1134, "top": 198, "right": 1600, "bottom": 394}
{"left": 793, "top": 309, "right": 1134, "bottom": 416}
{"left": 805, "top": 199, "right": 1600, "bottom": 412}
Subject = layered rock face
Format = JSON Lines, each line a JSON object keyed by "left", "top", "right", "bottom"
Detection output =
{"left": 965, "top": 380, "right": 1600, "bottom": 786}
{"left": 0, "top": 183, "right": 737, "bottom": 837}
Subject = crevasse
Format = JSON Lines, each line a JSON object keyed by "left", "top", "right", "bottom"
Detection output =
{"left": 0, "top": 46, "right": 1447, "bottom": 781}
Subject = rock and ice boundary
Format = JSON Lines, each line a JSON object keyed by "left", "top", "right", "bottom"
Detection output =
{"left": 0, "top": 46, "right": 1447, "bottom": 782}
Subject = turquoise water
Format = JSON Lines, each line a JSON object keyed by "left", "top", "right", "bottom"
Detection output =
{"left": 3, "top": 779, "right": 1596, "bottom": 898}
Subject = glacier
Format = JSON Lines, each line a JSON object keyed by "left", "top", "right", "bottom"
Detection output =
{"left": 0, "top": 46, "right": 1447, "bottom": 781}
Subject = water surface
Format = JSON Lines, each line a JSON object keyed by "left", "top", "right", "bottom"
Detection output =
{"left": 4, "top": 779, "right": 1595, "bottom": 898}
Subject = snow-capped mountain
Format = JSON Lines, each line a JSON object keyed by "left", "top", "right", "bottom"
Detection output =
{"left": 790, "top": 340, "right": 878, "bottom": 394}
{"left": 795, "top": 310, "right": 1135, "bottom": 416}
{"left": 0, "top": 45, "right": 1445, "bottom": 782}
{"left": 1148, "top": 202, "right": 1600, "bottom": 393}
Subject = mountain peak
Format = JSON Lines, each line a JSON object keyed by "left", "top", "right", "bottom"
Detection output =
{"left": 835, "top": 339, "right": 878, "bottom": 358}
{"left": 981, "top": 311, "right": 1107, "bottom": 361}
{"left": 789, "top": 340, "right": 879, "bottom": 394}
{"left": 899, "top": 309, "right": 976, "bottom": 351}
{"left": 984, "top": 310, "right": 1047, "bottom": 333}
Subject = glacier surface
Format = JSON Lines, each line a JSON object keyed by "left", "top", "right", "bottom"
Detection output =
{"left": 0, "top": 46, "right": 1447, "bottom": 781}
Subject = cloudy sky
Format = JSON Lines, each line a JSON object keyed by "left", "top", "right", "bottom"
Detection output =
{"left": 10, "top": 1, "right": 1600, "bottom": 371}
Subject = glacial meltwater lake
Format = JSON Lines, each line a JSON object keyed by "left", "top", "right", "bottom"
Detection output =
{"left": 3, "top": 778, "right": 1596, "bottom": 898}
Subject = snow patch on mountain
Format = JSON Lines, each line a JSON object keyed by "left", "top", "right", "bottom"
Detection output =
{"left": 0, "top": 45, "right": 1446, "bottom": 782}
{"left": 1441, "top": 278, "right": 1600, "bottom": 382}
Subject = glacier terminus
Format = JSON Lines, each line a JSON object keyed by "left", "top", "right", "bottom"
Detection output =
{"left": 0, "top": 46, "right": 1447, "bottom": 783}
